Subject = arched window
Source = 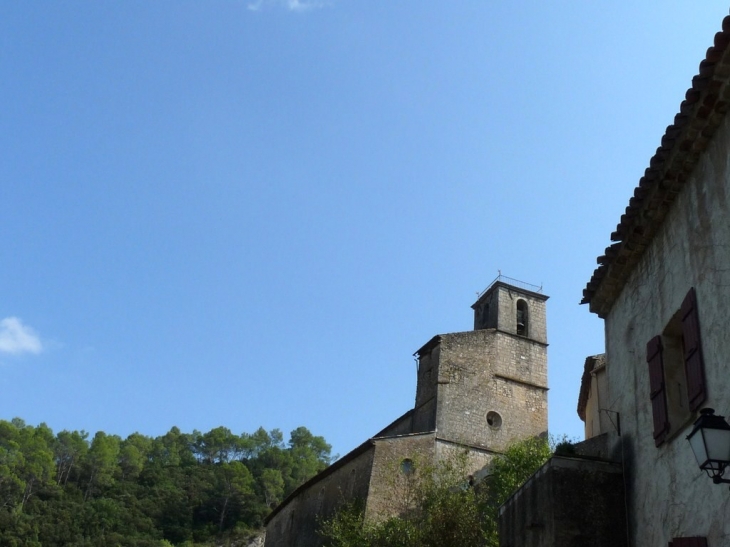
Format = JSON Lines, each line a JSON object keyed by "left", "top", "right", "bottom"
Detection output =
{"left": 516, "top": 300, "right": 528, "bottom": 336}
{"left": 400, "top": 459, "right": 415, "bottom": 476}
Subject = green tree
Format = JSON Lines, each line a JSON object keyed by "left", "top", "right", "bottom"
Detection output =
{"left": 15, "top": 422, "right": 55, "bottom": 511}
{"left": 0, "top": 442, "right": 25, "bottom": 510}
{"left": 260, "top": 468, "right": 285, "bottom": 508}
{"left": 54, "top": 429, "right": 89, "bottom": 486}
{"left": 211, "top": 461, "right": 255, "bottom": 533}
{"left": 480, "top": 436, "right": 552, "bottom": 546}
{"left": 288, "top": 426, "right": 333, "bottom": 488}
{"left": 117, "top": 432, "right": 151, "bottom": 481}
{"left": 194, "top": 426, "right": 242, "bottom": 464}
{"left": 0, "top": 418, "right": 334, "bottom": 546}
{"left": 82, "top": 431, "right": 120, "bottom": 501}
{"left": 317, "top": 500, "right": 370, "bottom": 547}
{"left": 149, "top": 426, "right": 195, "bottom": 468}
{"left": 0, "top": 421, "right": 26, "bottom": 510}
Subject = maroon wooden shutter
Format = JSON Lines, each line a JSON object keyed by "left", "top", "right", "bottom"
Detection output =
{"left": 681, "top": 287, "right": 706, "bottom": 411}
{"left": 647, "top": 335, "right": 670, "bottom": 446}
{"left": 669, "top": 537, "right": 708, "bottom": 547}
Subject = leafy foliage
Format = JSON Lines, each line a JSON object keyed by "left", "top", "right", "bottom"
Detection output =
{"left": 480, "top": 436, "right": 552, "bottom": 546}
{"left": 0, "top": 417, "right": 332, "bottom": 546}
{"left": 319, "top": 436, "right": 553, "bottom": 547}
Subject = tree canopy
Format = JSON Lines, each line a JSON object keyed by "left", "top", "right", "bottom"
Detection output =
{"left": 0, "top": 418, "right": 332, "bottom": 546}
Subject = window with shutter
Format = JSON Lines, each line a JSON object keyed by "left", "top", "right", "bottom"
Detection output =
{"left": 647, "top": 335, "right": 670, "bottom": 446}
{"left": 647, "top": 287, "right": 706, "bottom": 445}
{"left": 681, "top": 287, "right": 706, "bottom": 412}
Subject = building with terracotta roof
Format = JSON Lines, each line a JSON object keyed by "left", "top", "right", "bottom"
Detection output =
{"left": 502, "top": 13, "right": 730, "bottom": 547}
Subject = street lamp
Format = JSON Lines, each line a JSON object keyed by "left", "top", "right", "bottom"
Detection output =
{"left": 686, "top": 408, "right": 730, "bottom": 485}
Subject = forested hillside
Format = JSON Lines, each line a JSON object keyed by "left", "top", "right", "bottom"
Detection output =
{"left": 0, "top": 418, "right": 333, "bottom": 546}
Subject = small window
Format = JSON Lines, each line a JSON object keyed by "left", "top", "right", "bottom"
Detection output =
{"left": 516, "top": 300, "right": 528, "bottom": 336}
{"left": 400, "top": 459, "right": 415, "bottom": 475}
{"left": 487, "top": 411, "right": 502, "bottom": 429}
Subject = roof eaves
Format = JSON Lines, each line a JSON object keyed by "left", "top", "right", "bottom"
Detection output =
{"left": 582, "top": 17, "right": 730, "bottom": 316}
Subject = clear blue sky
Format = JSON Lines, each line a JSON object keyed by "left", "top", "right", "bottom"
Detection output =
{"left": 1, "top": 1, "right": 727, "bottom": 458}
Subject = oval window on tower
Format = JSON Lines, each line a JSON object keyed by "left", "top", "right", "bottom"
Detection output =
{"left": 487, "top": 411, "right": 503, "bottom": 430}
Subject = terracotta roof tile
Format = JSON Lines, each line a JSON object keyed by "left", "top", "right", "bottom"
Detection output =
{"left": 583, "top": 16, "right": 730, "bottom": 316}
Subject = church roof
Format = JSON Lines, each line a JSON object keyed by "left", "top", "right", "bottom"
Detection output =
{"left": 582, "top": 16, "right": 730, "bottom": 317}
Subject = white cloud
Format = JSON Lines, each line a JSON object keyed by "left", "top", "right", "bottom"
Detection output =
{"left": 248, "top": 0, "right": 331, "bottom": 12}
{"left": 0, "top": 317, "right": 43, "bottom": 355}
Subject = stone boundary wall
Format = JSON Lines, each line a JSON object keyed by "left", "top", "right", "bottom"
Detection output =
{"left": 499, "top": 456, "right": 627, "bottom": 547}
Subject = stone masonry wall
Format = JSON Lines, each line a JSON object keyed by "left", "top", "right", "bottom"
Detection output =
{"left": 493, "top": 285, "right": 548, "bottom": 344}
{"left": 499, "top": 456, "right": 627, "bottom": 547}
{"left": 435, "top": 330, "right": 547, "bottom": 453}
{"left": 434, "top": 439, "right": 494, "bottom": 477}
{"left": 415, "top": 345, "right": 436, "bottom": 408}
{"left": 264, "top": 445, "right": 375, "bottom": 547}
{"left": 414, "top": 343, "right": 440, "bottom": 433}
{"left": 364, "top": 433, "right": 436, "bottom": 521}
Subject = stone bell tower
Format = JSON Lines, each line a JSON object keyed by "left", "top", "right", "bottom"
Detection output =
{"left": 412, "top": 276, "right": 549, "bottom": 453}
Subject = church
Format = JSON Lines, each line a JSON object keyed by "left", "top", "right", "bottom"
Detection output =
{"left": 264, "top": 275, "right": 549, "bottom": 547}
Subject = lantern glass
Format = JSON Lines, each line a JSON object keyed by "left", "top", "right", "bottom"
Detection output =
{"left": 703, "top": 428, "right": 730, "bottom": 470}
{"left": 687, "top": 409, "right": 730, "bottom": 475}
{"left": 688, "top": 426, "right": 709, "bottom": 468}
{"left": 690, "top": 427, "right": 730, "bottom": 471}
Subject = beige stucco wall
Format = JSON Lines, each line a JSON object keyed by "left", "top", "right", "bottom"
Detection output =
{"left": 584, "top": 364, "right": 608, "bottom": 439}
{"left": 602, "top": 112, "right": 730, "bottom": 545}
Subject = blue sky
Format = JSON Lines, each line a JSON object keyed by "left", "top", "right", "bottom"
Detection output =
{"left": 1, "top": 1, "right": 728, "bottom": 458}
